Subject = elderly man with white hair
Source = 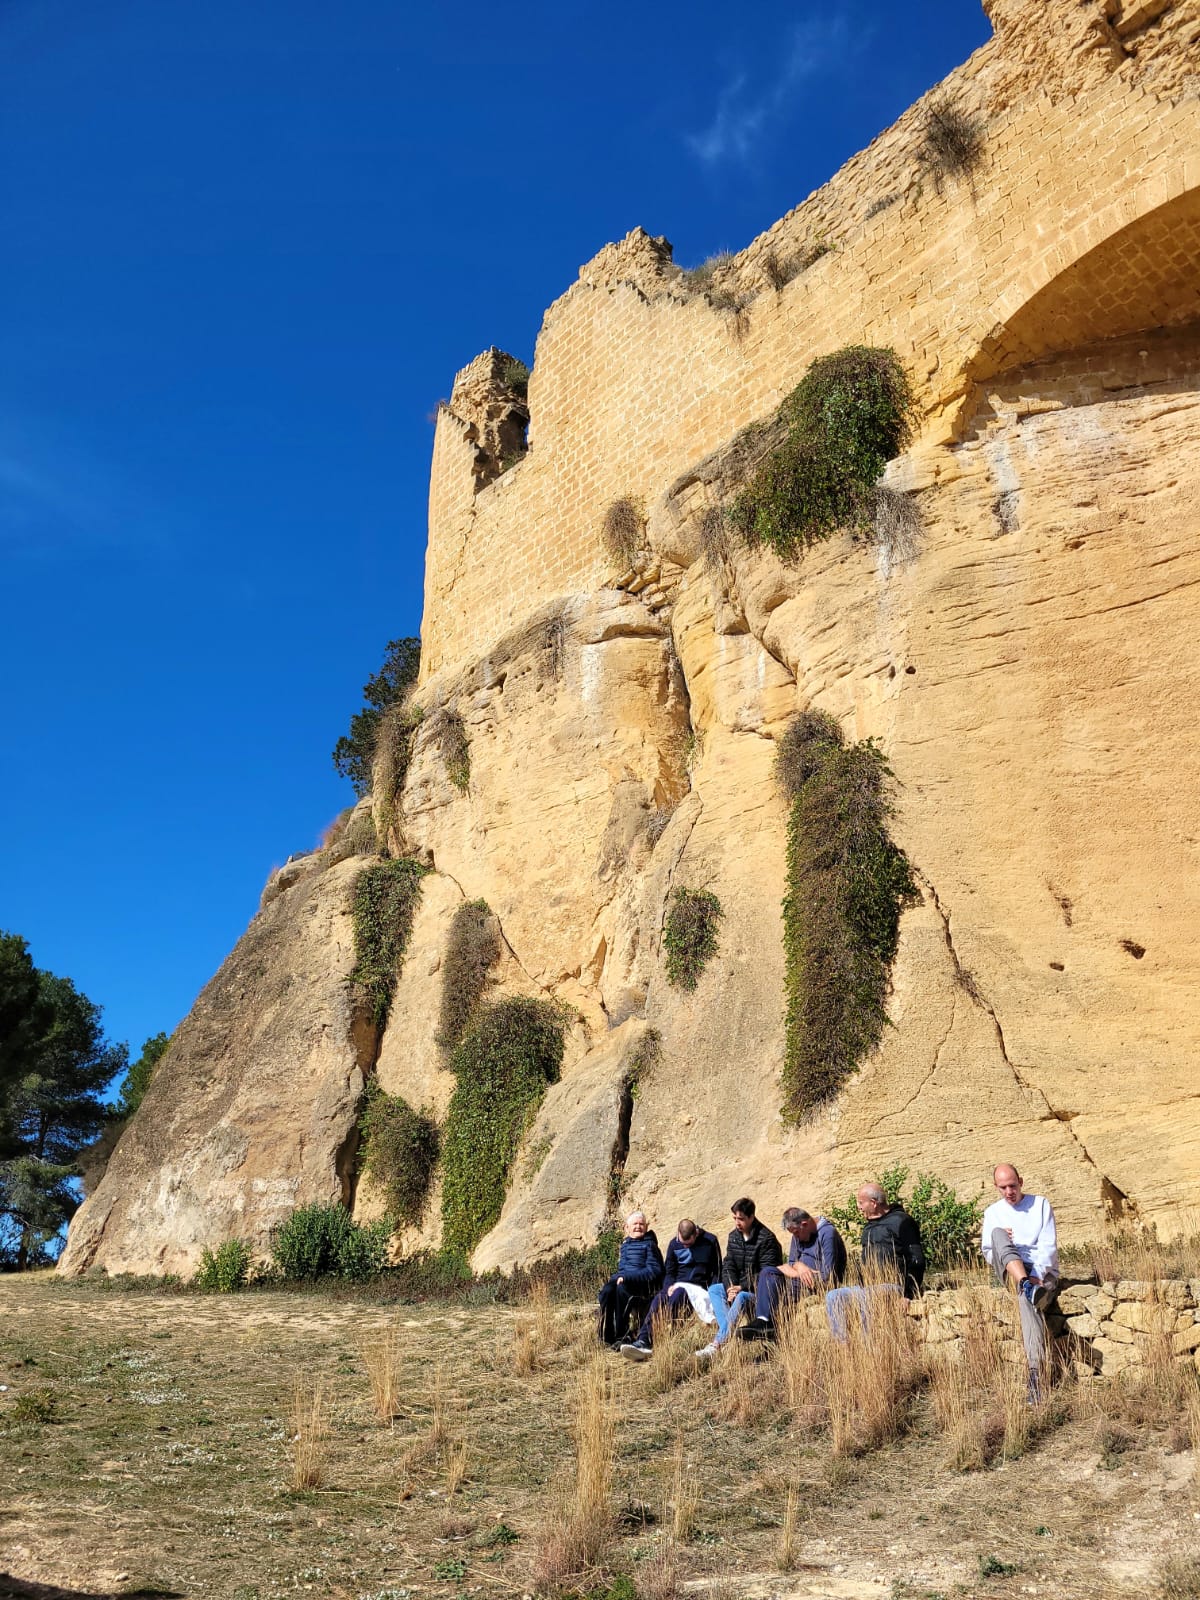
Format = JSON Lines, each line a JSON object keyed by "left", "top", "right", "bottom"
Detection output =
{"left": 596, "top": 1209, "right": 664, "bottom": 1346}
{"left": 982, "top": 1163, "right": 1059, "bottom": 1400}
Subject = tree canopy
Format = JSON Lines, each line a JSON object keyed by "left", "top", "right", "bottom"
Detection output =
{"left": 332, "top": 636, "right": 421, "bottom": 797}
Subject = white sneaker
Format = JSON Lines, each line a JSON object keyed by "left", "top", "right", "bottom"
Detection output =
{"left": 620, "top": 1341, "right": 652, "bottom": 1362}
{"left": 695, "top": 1342, "right": 719, "bottom": 1363}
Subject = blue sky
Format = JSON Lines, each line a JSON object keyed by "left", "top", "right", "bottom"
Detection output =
{"left": 0, "top": 0, "right": 990, "bottom": 1078}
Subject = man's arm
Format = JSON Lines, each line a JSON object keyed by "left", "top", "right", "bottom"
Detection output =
{"left": 1030, "top": 1199, "right": 1058, "bottom": 1282}
{"left": 901, "top": 1214, "right": 925, "bottom": 1289}
{"left": 814, "top": 1222, "right": 840, "bottom": 1284}
{"left": 663, "top": 1240, "right": 679, "bottom": 1290}
{"left": 721, "top": 1233, "right": 738, "bottom": 1291}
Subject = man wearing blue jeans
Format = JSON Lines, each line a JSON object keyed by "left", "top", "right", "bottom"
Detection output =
{"left": 697, "top": 1197, "right": 783, "bottom": 1360}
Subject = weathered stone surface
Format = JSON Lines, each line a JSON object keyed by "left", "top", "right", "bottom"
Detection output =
{"left": 60, "top": 857, "right": 370, "bottom": 1277}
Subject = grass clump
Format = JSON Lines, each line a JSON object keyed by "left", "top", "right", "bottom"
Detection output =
{"left": 728, "top": 346, "right": 914, "bottom": 557}
{"left": 438, "top": 899, "right": 501, "bottom": 1050}
{"left": 601, "top": 495, "right": 645, "bottom": 568}
{"left": 680, "top": 250, "right": 735, "bottom": 293}
{"left": 918, "top": 96, "right": 985, "bottom": 190}
{"left": 828, "top": 1163, "right": 982, "bottom": 1272}
{"left": 11, "top": 1385, "right": 57, "bottom": 1424}
{"left": 500, "top": 356, "right": 530, "bottom": 398}
{"left": 194, "top": 1239, "right": 252, "bottom": 1293}
{"left": 662, "top": 887, "right": 723, "bottom": 991}
{"left": 776, "top": 710, "right": 917, "bottom": 1118}
{"left": 440, "top": 998, "right": 566, "bottom": 1258}
{"left": 349, "top": 857, "right": 429, "bottom": 1028}
{"left": 271, "top": 1203, "right": 392, "bottom": 1283}
{"left": 332, "top": 636, "right": 420, "bottom": 798}
{"left": 431, "top": 707, "right": 471, "bottom": 793}
{"left": 357, "top": 1083, "right": 440, "bottom": 1228}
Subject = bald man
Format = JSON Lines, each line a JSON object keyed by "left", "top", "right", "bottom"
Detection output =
{"left": 982, "top": 1164, "right": 1059, "bottom": 1398}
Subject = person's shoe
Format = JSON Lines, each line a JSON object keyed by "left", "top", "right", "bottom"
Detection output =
{"left": 1030, "top": 1281, "right": 1054, "bottom": 1313}
{"left": 694, "top": 1342, "right": 719, "bottom": 1364}
{"left": 620, "top": 1340, "right": 652, "bottom": 1361}
{"left": 738, "top": 1321, "right": 772, "bottom": 1342}
{"left": 1018, "top": 1277, "right": 1036, "bottom": 1305}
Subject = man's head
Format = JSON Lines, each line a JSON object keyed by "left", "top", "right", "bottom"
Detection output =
{"left": 676, "top": 1219, "right": 698, "bottom": 1245}
{"left": 856, "top": 1183, "right": 889, "bottom": 1220}
{"left": 993, "top": 1164, "right": 1024, "bottom": 1204}
{"left": 731, "top": 1197, "right": 756, "bottom": 1235}
{"left": 781, "top": 1206, "right": 816, "bottom": 1243}
{"left": 626, "top": 1209, "right": 648, "bottom": 1239}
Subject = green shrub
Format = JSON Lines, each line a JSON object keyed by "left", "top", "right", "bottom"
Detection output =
{"left": 431, "top": 707, "right": 470, "bottom": 793}
{"left": 437, "top": 899, "right": 501, "bottom": 1049}
{"left": 680, "top": 251, "right": 735, "bottom": 293}
{"left": 728, "top": 346, "right": 913, "bottom": 557}
{"left": 662, "top": 887, "right": 723, "bottom": 991}
{"left": 357, "top": 1083, "right": 439, "bottom": 1227}
{"left": 500, "top": 356, "right": 530, "bottom": 398}
{"left": 116, "top": 1030, "right": 170, "bottom": 1118}
{"left": 601, "top": 495, "right": 645, "bottom": 568}
{"left": 194, "top": 1238, "right": 252, "bottom": 1293}
{"left": 11, "top": 1386, "right": 57, "bottom": 1424}
{"left": 440, "top": 998, "right": 565, "bottom": 1257}
{"left": 271, "top": 1202, "right": 391, "bottom": 1282}
{"left": 349, "top": 858, "right": 429, "bottom": 1028}
{"left": 828, "top": 1163, "right": 983, "bottom": 1272}
{"left": 777, "top": 712, "right": 917, "bottom": 1118}
{"left": 332, "top": 637, "right": 421, "bottom": 798}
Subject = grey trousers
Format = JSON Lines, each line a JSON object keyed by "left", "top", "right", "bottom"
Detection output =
{"left": 990, "top": 1227, "right": 1056, "bottom": 1372}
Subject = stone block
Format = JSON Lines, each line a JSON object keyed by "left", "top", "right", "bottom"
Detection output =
{"left": 1109, "top": 1300, "right": 1183, "bottom": 1334}
{"left": 1172, "top": 1323, "right": 1200, "bottom": 1356}
{"left": 1066, "top": 1312, "right": 1102, "bottom": 1340}
{"left": 1092, "top": 1337, "right": 1134, "bottom": 1374}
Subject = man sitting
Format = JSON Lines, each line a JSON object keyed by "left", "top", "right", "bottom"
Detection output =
{"left": 619, "top": 1218, "right": 722, "bottom": 1360}
{"left": 745, "top": 1207, "right": 847, "bottom": 1336}
{"left": 982, "top": 1163, "right": 1059, "bottom": 1400}
{"left": 826, "top": 1182, "right": 924, "bottom": 1340}
{"left": 597, "top": 1210, "right": 664, "bottom": 1346}
{"left": 697, "top": 1197, "right": 783, "bottom": 1360}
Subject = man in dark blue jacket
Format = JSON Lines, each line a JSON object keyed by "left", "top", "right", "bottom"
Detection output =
{"left": 618, "top": 1219, "right": 722, "bottom": 1360}
{"left": 597, "top": 1210, "right": 665, "bottom": 1346}
{"left": 748, "top": 1207, "right": 847, "bottom": 1333}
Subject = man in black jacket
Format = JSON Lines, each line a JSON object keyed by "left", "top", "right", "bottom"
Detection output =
{"left": 618, "top": 1219, "right": 722, "bottom": 1359}
{"left": 826, "top": 1182, "right": 925, "bottom": 1341}
{"left": 698, "top": 1197, "right": 783, "bottom": 1358}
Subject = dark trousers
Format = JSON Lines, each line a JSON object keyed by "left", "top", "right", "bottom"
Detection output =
{"left": 597, "top": 1278, "right": 650, "bottom": 1345}
{"left": 632, "top": 1283, "right": 696, "bottom": 1347}
{"left": 755, "top": 1265, "right": 825, "bottom": 1322}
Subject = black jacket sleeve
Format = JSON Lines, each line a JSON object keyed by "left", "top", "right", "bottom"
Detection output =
{"left": 898, "top": 1213, "right": 925, "bottom": 1293}
{"left": 664, "top": 1239, "right": 680, "bottom": 1289}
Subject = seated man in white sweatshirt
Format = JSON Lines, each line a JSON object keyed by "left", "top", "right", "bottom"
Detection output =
{"left": 981, "top": 1163, "right": 1059, "bottom": 1397}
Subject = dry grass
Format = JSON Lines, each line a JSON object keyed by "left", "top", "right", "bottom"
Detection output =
{"left": 288, "top": 1379, "right": 329, "bottom": 1491}
{"left": 532, "top": 1356, "right": 616, "bottom": 1591}
{"left": 822, "top": 1287, "right": 923, "bottom": 1457}
{"left": 444, "top": 1437, "right": 469, "bottom": 1496}
{"left": 642, "top": 1312, "right": 701, "bottom": 1396}
{"left": 359, "top": 1326, "right": 403, "bottom": 1425}
{"left": 601, "top": 495, "right": 645, "bottom": 568}
{"left": 1160, "top": 1553, "right": 1200, "bottom": 1598}
{"left": 667, "top": 1432, "right": 698, "bottom": 1543}
{"left": 776, "top": 1485, "right": 800, "bottom": 1572}
{"left": 773, "top": 1300, "right": 823, "bottom": 1422}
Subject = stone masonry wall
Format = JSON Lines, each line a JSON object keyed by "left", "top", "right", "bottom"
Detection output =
{"left": 419, "top": 0, "right": 1200, "bottom": 681}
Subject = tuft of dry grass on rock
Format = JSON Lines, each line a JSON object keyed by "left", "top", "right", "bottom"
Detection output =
{"left": 360, "top": 1327, "right": 403, "bottom": 1425}
{"left": 918, "top": 95, "right": 985, "bottom": 190}
{"left": 532, "top": 1357, "right": 615, "bottom": 1591}
{"left": 873, "top": 485, "right": 921, "bottom": 566}
{"left": 289, "top": 1380, "right": 329, "bottom": 1492}
{"left": 601, "top": 495, "right": 645, "bottom": 568}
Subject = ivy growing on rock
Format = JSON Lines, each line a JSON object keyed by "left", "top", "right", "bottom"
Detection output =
{"left": 727, "top": 346, "right": 914, "bottom": 557}
{"left": 440, "top": 997, "right": 565, "bottom": 1258}
{"left": 357, "top": 1082, "right": 440, "bottom": 1228}
{"left": 777, "top": 711, "right": 917, "bottom": 1120}
{"left": 349, "top": 858, "right": 429, "bottom": 1028}
{"left": 437, "top": 899, "right": 501, "bottom": 1050}
{"left": 662, "top": 887, "right": 723, "bottom": 991}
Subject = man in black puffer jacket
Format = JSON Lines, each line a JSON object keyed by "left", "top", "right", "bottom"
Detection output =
{"left": 698, "top": 1197, "right": 783, "bottom": 1359}
{"left": 618, "top": 1219, "right": 722, "bottom": 1359}
{"left": 826, "top": 1181, "right": 925, "bottom": 1340}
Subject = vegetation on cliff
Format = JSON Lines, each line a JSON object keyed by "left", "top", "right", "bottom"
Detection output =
{"left": 728, "top": 345, "right": 913, "bottom": 556}
{"left": 440, "top": 997, "right": 565, "bottom": 1258}
{"left": 332, "top": 635, "right": 420, "bottom": 797}
{"left": 356, "top": 1082, "right": 440, "bottom": 1227}
{"left": 349, "top": 858, "right": 430, "bottom": 1028}
{"left": 430, "top": 706, "right": 471, "bottom": 794}
{"left": 776, "top": 711, "right": 917, "bottom": 1120}
{"left": 271, "top": 1202, "right": 392, "bottom": 1282}
{"left": 662, "top": 887, "right": 723, "bottom": 991}
{"left": 437, "top": 899, "right": 501, "bottom": 1050}
{"left": 828, "top": 1163, "right": 983, "bottom": 1270}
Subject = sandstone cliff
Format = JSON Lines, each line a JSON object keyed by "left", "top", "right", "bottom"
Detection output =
{"left": 60, "top": 0, "right": 1200, "bottom": 1278}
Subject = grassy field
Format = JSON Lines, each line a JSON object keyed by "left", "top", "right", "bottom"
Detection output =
{"left": 1, "top": 1273, "right": 1199, "bottom": 1600}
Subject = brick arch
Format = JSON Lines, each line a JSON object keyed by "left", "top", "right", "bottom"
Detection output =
{"left": 964, "top": 180, "right": 1200, "bottom": 394}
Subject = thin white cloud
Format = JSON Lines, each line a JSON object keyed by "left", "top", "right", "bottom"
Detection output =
{"left": 687, "top": 13, "right": 862, "bottom": 168}
{"left": 0, "top": 425, "right": 166, "bottom": 558}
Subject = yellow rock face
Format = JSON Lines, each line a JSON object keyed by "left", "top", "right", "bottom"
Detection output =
{"left": 62, "top": 0, "right": 1200, "bottom": 1277}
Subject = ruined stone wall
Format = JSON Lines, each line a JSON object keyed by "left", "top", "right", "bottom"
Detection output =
{"left": 420, "top": 0, "right": 1200, "bottom": 681}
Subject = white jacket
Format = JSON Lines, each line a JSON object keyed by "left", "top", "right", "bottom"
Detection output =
{"left": 981, "top": 1194, "right": 1059, "bottom": 1281}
